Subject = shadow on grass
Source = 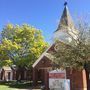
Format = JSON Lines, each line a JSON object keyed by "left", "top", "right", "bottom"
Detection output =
{"left": 0, "top": 81, "right": 33, "bottom": 89}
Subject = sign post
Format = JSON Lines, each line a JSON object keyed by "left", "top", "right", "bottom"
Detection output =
{"left": 49, "top": 69, "right": 70, "bottom": 90}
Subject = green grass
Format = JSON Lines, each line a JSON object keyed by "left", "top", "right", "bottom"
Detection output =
{"left": 0, "top": 84, "right": 18, "bottom": 90}
{"left": 0, "top": 81, "right": 32, "bottom": 90}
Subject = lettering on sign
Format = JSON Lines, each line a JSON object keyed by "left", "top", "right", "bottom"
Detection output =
{"left": 49, "top": 73, "right": 65, "bottom": 79}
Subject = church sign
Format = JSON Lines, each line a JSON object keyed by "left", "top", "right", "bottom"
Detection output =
{"left": 49, "top": 73, "right": 65, "bottom": 79}
{"left": 49, "top": 69, "right": 70, "bottom": 90}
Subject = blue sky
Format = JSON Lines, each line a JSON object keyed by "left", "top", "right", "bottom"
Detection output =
{"left": 0, "top": 0, "right": 90, "bottom": 42}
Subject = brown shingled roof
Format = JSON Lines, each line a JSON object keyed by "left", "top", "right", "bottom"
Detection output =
{"left": 56, "top": 4, "right": 75, "bottom": 32}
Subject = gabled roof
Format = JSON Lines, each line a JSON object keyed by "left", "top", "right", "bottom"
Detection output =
{"left": 56, "top": 2, "right": 75, "bottom": 32}
{"left": 32, "top": 44, "right": 54, "bottom": 68}
{"left": 32, "top": 41, "right": 69, "bottom": 68}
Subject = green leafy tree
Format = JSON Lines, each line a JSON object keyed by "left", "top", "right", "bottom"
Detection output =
{"left": 0, "top": 23, "right": 48, "bottom": 80}
{"left": 47, "top": 22, "right": 90, "bottom": 70}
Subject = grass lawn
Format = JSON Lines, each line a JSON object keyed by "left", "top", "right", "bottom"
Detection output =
{"left": 0, "top": 84, "right": 18, "bottom": 90}
{"left": 0, "top": 81, "right": 32, "bottom": 90}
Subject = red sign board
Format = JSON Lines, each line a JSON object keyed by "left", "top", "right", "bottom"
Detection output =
{"left": 49, "top": 73, "right": 65, "bottom": 79}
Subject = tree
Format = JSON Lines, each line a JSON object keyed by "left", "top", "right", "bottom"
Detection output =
{"left": 0, "top": 38, "right": 17, "bottom": 67}
{"left": 0, "top": 23, "right": 48, "bottom": 80}
{"left": 47, "top": 22, "right": 90, "bottom": 70}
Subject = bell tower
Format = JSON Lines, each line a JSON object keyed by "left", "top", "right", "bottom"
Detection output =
{"left": 54, "top": 1, "right": 78, "bottom": 43}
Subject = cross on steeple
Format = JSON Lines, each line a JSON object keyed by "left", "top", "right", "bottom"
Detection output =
{"left": 64, "top": 1, "right": 67, "bottom": 6}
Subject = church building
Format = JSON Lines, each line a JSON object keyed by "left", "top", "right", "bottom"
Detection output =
{"left": 32, "top": 2, "right": 90, "bottom": 90}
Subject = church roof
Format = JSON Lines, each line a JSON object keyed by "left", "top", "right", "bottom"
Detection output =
{"left": 32, "top": 41, "right": 68, "bottom": 68}
{"left": 32, "top": 44, "right": 54, "bottom": 68}
{"left": 2, "top": 66, "right": 12, "bottom": 71}
{"left": 56, "top": 2, "right": 75, "bottom": 32}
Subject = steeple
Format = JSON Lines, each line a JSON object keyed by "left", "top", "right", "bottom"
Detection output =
{"left": 56, "top": 1, "right": 75, "bottom": 32}
{"left": 54, "top": 1, "right": 78, "bottom": 43}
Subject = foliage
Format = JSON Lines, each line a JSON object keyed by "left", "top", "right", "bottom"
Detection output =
{"left": 47, "top": 22, "right": 90, "bottom": 70}
{"left": 0, "top": 60, "right": 13, "bottom": 67}
{"left": 0, "top": 23, "right": 48, "bottom": 67}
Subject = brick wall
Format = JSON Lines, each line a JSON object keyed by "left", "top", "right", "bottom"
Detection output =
{"left": 66, "top": 68, "right": 87, "bottom": 90}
